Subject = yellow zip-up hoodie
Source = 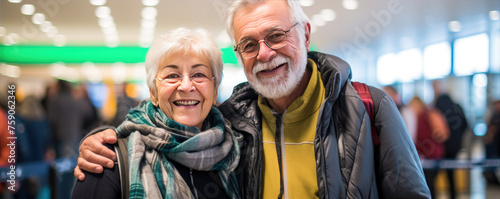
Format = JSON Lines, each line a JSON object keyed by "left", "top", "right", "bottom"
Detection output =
{"left": 258, "top": 59, "right": 325, "bottom": 199}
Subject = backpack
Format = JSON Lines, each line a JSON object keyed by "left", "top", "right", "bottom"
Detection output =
{"left": 114, "top": 137, "right": 129, "bottom": 199}
{"left": 352, "top": 81, "right": 380, "bottom": 146}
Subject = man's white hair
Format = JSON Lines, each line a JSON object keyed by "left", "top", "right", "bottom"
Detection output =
{"left": 225, "top": 0, "right": 310, "bottom": 56}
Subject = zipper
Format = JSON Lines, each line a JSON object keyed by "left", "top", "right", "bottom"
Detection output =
{"left": 190, "top": 168, "right": 198, "bottom": 199}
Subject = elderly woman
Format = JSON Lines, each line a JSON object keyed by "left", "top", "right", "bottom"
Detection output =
{"left": 71, "top": 28, "right": 241, "bottom": 199}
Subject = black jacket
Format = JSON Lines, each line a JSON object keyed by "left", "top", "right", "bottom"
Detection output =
{"left": 219, "top": 51, "right": 431, "bottom": 199}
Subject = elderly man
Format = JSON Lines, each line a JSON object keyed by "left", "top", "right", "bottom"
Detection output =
{"left": 75, "top": 0, "right": 430, "bottom": 198}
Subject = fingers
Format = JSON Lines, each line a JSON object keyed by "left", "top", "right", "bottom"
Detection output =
{"left": 80, "top": 131, "right": 117, "bottom": 162}
{"left": 74, "top": 165, "right": 86, "bottom": 181}
{"left": 102, "top": 129, "right": 118, "bottom": 145}
{"left": 79, "top": 142, "right": 116, "bottom": 169}
{"left": 77, "top": 156, "right": 104, "bottom": 174}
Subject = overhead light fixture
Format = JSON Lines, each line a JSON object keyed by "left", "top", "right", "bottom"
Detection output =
{"left": 54, "top": 35, "right": 66, "bottom": 47}
{"left": 95, "top": 6, "right": 111, "bottom": 18}
{"left": 142, "top": 0, "right": 159, "bottom": 6}
{"left": 321, "top": 9, "right": 336, "bottom": 21}
{"left": 312, "top": 14, "right": 326, "bottom": 27}
{"left": 448, "top": 21, "right": 461, "bottom": 32}
{"left": 21, "top": 4, "right": 35, "bottom": 15}
{"left": 32, "top": 13, "right": 46, "bottom": 25}
{"left": 342, "top": 0, "right": 358, "bottom": 10}
{"left": 490, "top": 10, "right": 499, "bottom": 21}
{"left": 90, "top": 0, "right": 106, "bottom": 6}
{"left": 299, "top": 0, "right": 314, "bottom": 7}
{"left": 8, "top": 0, "right": 22, "bottom": 3}
{"left": 0, "top": 64, "right": 21, "bottom": 78}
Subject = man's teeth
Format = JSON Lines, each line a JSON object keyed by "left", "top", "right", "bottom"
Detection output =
{"left": 261, "top": 63, "right": 284, "bottom": 72}
{"left": 174, "top": 100, "right": 199, "bottom": 105}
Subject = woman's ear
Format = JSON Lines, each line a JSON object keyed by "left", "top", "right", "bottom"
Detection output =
{"left": 150, "top": 88, "right": 159, "bottom": 107}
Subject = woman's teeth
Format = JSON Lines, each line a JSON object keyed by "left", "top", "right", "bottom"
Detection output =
{"left": 174, "top": 100, "right": 199, "bottom": 106}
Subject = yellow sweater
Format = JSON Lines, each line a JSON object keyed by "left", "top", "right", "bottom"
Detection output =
{"left": 258, "top": 59, "right": 325, "bottom": 199}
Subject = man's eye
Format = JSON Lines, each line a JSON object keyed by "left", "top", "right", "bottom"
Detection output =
{"left": 267, "top": 32, "right": 285, "bottom": 43}
{"left": 243, "top": 42, "right": 258, "bottom": 52}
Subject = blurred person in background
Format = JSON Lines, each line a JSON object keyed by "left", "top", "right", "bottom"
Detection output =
{"left": 383, "top": 85, "right": 418, "bottom": 141}
{"left": 72, "top": 27, "right": 241, "bottom": 199}
{"left": 110, "top": 82, "right": 139, "bottom": 127}
{"left": 484, "top": 100, "right": 500, "bottom": 184}
{"left": 15, "top": 95, "right": 54, "bottom": 199}
{"left": 73, "top": 84, "right": 100, "bottom": 136}
{"left": 409, "top": 96, "right": 450, "bottom": 199}
{"left": 47, "top": 79, "right": 85, "bottom": 198}
{"left": 432, "top": 79, "right": 469, "bottom": 199}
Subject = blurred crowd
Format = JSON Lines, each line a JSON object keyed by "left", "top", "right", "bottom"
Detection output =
{"left": 383, "top": 79, "right": 500, "bottom": 199}
{"left": 0, "top": 79, "right": 139, "bottom": 199}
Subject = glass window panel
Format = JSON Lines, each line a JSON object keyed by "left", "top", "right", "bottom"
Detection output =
{"left": 453, "top": 33, "right": 489, "bottom": 76}
{"left": 377, "top": 53, "right": 397, "bottom": 85}
{"left": 423, "top": 42, "right": 451, "bottom": 79}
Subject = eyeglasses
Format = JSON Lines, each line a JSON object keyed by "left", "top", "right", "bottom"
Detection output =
{"left": 234, "top": 23, "right": 299, "bottom": 59}
{"left": 155, "top": 72, "right": 215, "bottom": 85}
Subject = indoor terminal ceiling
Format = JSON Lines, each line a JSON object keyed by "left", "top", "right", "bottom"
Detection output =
{"left": 1, "top": 0, "right": 498, "bottom": 57}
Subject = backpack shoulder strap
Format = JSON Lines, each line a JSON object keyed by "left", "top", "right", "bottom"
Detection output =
{"left": 114, "top": 137, "right": 129, "bottom": 199}
{"left": 351, "top": 81, "right": 380, "bottom": 146}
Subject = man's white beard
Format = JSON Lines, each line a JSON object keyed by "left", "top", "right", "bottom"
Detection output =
{"left": 247, "top": 49, "right": 308, "bottom": 99}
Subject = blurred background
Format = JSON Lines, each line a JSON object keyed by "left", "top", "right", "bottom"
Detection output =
{"left": 0, "top": 0, "right": 499, "bottom": 198}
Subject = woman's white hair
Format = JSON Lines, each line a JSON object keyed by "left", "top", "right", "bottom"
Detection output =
{"left": 225, "top": 0, "right": 310, "bottom": 54}
{"left": 145, "top": 28, "right": 223, "bottom": 95}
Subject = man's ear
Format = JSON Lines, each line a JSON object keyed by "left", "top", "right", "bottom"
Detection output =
{"left": 304, "top": 22, "right": 311, "bottom": 51}
{"left": 149, "top": 88, "right": 158, "bottom": 107}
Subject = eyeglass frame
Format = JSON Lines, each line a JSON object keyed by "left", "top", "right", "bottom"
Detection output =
{"left": 154, "top": 73, "right": 216, "bottom": 85}
{"left": 233, "top": 22, "right": 299, "bottom": 59}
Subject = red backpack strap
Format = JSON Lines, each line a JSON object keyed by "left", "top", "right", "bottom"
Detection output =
{"left": 351, "top": 82, "right": 380, "bottom": 146}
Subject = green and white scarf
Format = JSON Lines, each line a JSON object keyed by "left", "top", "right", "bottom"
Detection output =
{"left": 117, "top": 100, "right": 241, "bottom": 199}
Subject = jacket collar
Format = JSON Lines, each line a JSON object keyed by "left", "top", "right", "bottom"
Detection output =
{"left": 307, "top": 51, "right": 352, "bottom": 102}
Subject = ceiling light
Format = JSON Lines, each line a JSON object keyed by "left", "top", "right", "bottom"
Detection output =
{"left": 90, "top": 0, "right": 106, "bottom": 6}
{"left": 312, "top": 14, "right": 326, "bottom": 27}
{"left": 98, "top": 17, "right": 114, "bottom": 28}
{"left": 21, "top": 4, "right": 35, "bottom": 15}
{"left": 54, "top": 35, "right": 66, "bottom": 46}
{"left": 448, "top": 21, "right": 461, "bottom": 32}
{"left": 342, "top": 0, "right": 358, "bottom": 10}
{"left": 8, "top": 0, "right": 22, "bottom": 3}
{"left": 321, "top": 9, "right": 336, "bottom": 21}
{"left": 46, "top": 26, "right": 58, "bottom": 37}
{"left": 299, "top": 0, "right": 314, "bottom": 7}
{"left": 0, "top": 64, "right": 21, "bottom": 78}
{"left": 40, "top": 21, "right": 52, "bottom": 32}
{"left": 7, "top": 33, "right": 19, "bottom": 44}
{"left": 490, "top": 10, "right": 499, "bottom": 21}
{"left": 142, "top": 0, "right": 159, "bottom": 7}
{"left": 32, "top": 13, "right": 46, "bottom": 25}
{"left": 95, "top": 6, "right": 111, "bottom": 18}
{"left": 141, "top": 18, "right": 156, "bottom": 29}
{"left": 141, "top": 7, "right": 157, "bottom": 19}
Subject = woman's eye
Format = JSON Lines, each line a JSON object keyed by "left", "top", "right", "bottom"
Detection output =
{"left": 166, "top": 74, "right": 181, "bottom": 79}
{"left": 191, "top": 73, "right": 207, "bottom": 78}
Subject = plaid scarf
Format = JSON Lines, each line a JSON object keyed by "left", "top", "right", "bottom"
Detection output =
{"left": 117, "top": 100, "right": 241, "bottom": 199}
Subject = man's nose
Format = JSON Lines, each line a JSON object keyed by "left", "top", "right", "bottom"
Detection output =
{"left": 255, "top": 41, "right": 276, "bottom": 62}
